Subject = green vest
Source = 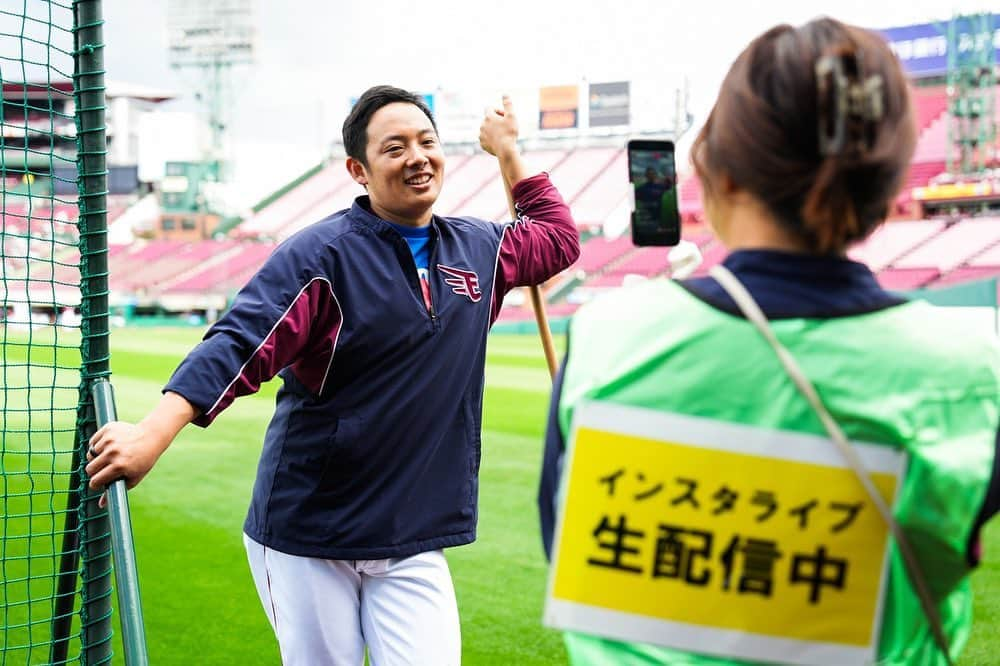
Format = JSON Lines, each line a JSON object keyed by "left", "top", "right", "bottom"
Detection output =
{"left": 556, "top": 279, "right": 999, "bottom": 665}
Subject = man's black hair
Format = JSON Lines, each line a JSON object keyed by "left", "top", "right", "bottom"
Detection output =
{"left": 342, "top": 85, "right": 438, "bottom": 167}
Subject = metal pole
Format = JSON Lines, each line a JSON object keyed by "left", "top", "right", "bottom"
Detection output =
{"left": 92, "top": 379, "right": 149, "bottom": 665}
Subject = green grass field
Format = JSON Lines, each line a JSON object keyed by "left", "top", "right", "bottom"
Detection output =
{"left": 2, "top": 326, "right": 999, "bottom": 664}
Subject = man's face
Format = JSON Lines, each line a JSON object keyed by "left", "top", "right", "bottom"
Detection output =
{"left": 348, "top": 102, "right": 445, "bottom": 226}
{"left": 645, "top": 168, "right": 657, "bottom": 184}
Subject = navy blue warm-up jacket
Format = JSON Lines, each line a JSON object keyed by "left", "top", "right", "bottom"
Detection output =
{"left": 165, "top": 173, "right": 580, "bottom": 560}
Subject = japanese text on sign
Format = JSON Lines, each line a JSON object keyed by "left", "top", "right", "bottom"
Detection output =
{"left": 545, "top": 402, "right": 906, "bottom": 666}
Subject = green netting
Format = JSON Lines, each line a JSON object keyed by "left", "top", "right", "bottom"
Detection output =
{"left": 1, "top": 1, "right": 114, "bottom": 664}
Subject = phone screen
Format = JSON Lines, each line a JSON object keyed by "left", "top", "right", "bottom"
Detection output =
{"left": 628, "top": 139, "right": 680, "bottom": 246}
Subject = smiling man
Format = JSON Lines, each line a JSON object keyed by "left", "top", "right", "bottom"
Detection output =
{"left": 85, "top": 85, "right": 580, "bottom": 665}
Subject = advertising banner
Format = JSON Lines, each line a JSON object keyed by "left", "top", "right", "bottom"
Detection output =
{"left": 589, "top": 81, "right": 630, "bottom": 127}
{"left": 877, "top": 15, "right": 999, "bottom": 78}
{"left": 539, "top": 85, "right": 579, "bottom": 130}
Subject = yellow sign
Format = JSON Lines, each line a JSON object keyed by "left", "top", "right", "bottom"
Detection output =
{"left": 545, "top": 402, "right": 906, "bottom": 666}
{"left": 912, "top": 181, "right": 992, "bottom": 201}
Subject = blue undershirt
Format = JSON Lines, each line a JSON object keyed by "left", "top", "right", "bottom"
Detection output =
{"left": 388, "top": 221, "right": 430, "bottom": 279}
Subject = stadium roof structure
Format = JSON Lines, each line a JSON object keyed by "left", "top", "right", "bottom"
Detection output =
{"left": 106, "top": 80, "right": 178, "bottom": 103}
{"left": 2, "top": 80, "right": 75, "bottom": 99}
{"left": 2, "top": 80, "right": 177, "bottom": 103}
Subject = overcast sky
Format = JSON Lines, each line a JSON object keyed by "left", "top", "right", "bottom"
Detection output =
{"left": 94, "top": 0, "right": 995, "bottom": 204}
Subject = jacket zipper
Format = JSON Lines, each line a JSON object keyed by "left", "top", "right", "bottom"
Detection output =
{"left": 395, "top": 229, "right": 437, "bottom": 322}
{"left": 425, "top": 229, "right": 438, "bottom": 322}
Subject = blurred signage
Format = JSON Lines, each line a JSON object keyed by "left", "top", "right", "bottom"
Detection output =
{"left": 589, "top": 81, "right": 630, "bottom": 127}
{"left": 913, "top": 181, "right": 994, "bottom": 201}
{"left": 876, "top": 15, "right": 999, "bottom": 78}
{"left": 539, "top": 85, "right": 579, "bottom": 130}
{"left": 107, "top": 165, "right": 140, "bottom": 195}
{"left": 161, "top": 161, "right": 218, "bottom": 212}
{"left": 167, "top": 0, "right": 255, "bottom": 66}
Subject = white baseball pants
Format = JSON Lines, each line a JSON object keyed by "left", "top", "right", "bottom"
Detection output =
{"left": 244, "top": 534, "right": 461, "bottom": 665}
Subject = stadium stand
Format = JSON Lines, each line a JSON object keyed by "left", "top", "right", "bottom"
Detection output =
{"left": 968, "top": 233, "right": 1000, "bottom": 268}
{"left": 452, "top": 150, "right": 568, "bottom": 220}
{"left": 238, "top": 162, "right": 356, "bottom": 239}
{"left": 433, "top": 153, "right": 501, "bottom": 215}
{"left": 112, "top": 239, "right": 242, "bottom": 293}
{"left": 111, "top": 240, "right": 186, "bottom": 281}
{"left": 935, "top": 265, "right": 1000, "bottom": 286}
{"left": 920, "top": 219, "right": 1000, "bottom": 286}
{"left": 548, "top": 147, "right": 619, "bottom": 204}
{"left": 899, "top": 160, "right": 948, "bottom": 198}
{"left": 573, "top": 234, "right": 634, "bottom": 274}
{"left": 912, "top": 86, "right": 949, "bottom": 131}
{"left": 893, "top": 218, "right": 1000, "bottom": 272}
{"left": 848, "top": 219, "right": 946, "bottom": 271}
{"left": 278, "top": 179, "right": 364, "bottom": 239}
{"left": 3, "top": 74, "right": 995, "bottom": 319}
{"left": 603, "top": 246, "right": 671, "bottom": 280}
{"left": 566, "top": 150, "right": 628, "bottom": 227}
{"left": 678, "top": 173, "right": 704, "bottom": 222}
{"left": 679, "top": 85, "right": 955, "bottom": 224}
{"left": 877, "top": 267, "right": 941, "bottom": 291}
{"left": 913, "top": 116, "right": 949, "bottom": 163}
{"left": 163, "top": 242, "right": 276, "bottom": 295}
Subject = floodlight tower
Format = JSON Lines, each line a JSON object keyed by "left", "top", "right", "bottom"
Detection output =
{"left": 946, "top": 12, "right": 996, "bottom": 176}
{"left": 167, "top": 0, "right": 255, "bottom": 185}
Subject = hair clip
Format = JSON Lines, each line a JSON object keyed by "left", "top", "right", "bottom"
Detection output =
{"left": 815, "top": 53, "right": 884, "bottom": 157}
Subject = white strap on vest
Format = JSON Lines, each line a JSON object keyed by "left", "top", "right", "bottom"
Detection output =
{"left": 709, "top": 264, "right": 953, "bottom": 665}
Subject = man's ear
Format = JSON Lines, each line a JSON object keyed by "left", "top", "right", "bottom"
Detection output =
{"left": 346, "top": 157, "right": 368, "bottom": 187}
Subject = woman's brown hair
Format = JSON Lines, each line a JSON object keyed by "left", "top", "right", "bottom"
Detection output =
{"left": 691, "top": 18, "right": 917, "bottom": 254}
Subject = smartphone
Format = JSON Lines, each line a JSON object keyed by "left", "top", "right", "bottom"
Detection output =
{"left": 627, "top": 139, "right": 680, "bottom": 246}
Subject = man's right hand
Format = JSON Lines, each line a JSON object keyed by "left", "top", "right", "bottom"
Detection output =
{"left": 86, "top": 421, "right": 167, "bottom": 491}
{"left": 85, "top": 391, "right": 198, "bottom": 494}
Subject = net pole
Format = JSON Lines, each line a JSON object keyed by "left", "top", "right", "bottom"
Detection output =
{"left": 72, "top": 1, "right": 116, "bottom": 663}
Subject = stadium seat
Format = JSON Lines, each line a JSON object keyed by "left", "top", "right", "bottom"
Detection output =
{"left": 163, "top": 243, "right": 277, "bottom": 294}
{"left": 240, "top": 162, "right": 355, "bottom": 238}
{"left": 849, "top": 219, "right": 945, "bottom": 271}
{"left": 876, "top": 267, "right": 940, "bottom": 291}
{"left": 933, "top": 266, "right": 1000, "bottom": 287}
{"left": 434, "top": 154, "right": 502, "bottom": 216}
{"left": 893, "top": 218, "right": 1000, "bottom": 272}
{"left": 570, "top": 151, "right": 629, "bottom": 227}
{"left": 574, "top": 235, "right": 635, "bottom": 274}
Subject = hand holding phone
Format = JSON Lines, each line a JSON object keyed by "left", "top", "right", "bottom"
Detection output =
{"left": 628, "top": 139, "right": 681, "bottom": 246}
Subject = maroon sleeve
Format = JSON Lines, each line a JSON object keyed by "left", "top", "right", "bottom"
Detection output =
{"left": 165, "top": 271, "right": 343, "bottom": 427}
{"left": 490, "top": 173, "right": 581, "bottom": 323}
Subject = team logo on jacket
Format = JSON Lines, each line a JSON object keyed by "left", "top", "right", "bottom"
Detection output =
{"left": 437, "top": 264, "right": 482, "bottom": 303}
